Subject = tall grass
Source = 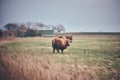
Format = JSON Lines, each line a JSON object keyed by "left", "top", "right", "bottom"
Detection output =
{"left": 0, "top": 53, "right": 99, "bottom": 80}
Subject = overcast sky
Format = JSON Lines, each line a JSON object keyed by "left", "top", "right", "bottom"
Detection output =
{"left": 0, "top": 0, "right": 120, "bottom": 32}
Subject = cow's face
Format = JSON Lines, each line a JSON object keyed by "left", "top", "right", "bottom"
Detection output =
{"left": 66, "top": 39, "right": 70, "bottom": 46}
{"left": 66, "top": 36, "right": 72, "bottom": 43}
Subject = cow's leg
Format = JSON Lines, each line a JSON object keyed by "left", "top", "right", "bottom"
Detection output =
{"left": 57, "top": 49, "right": 59, "bottom": 53}
{"left": 53, "top": 48, "right": 55, "bottom": 53}
{"left": 61, "top": 49, "right": 64, "bottom": 53}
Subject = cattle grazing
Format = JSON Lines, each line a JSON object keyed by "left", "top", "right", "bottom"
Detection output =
{"left": 52, "top": 37, "right": 70, "bottom": 53}
{"left": 66, "top": 35, "right": 72, "bottom": 43}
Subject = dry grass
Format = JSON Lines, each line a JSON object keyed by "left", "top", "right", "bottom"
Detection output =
{"left": 0, "top": 37, "right": 18, "bottom": 46}
{"left": 0, "top": 53, "right": 99, "bottom": 80}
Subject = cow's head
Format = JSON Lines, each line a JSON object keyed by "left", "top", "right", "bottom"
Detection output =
{"left": 66, "top": 39, "right": 70, "bottom": 46}
{"left": 66, "top": 35, "right": 72, "bottom": 43}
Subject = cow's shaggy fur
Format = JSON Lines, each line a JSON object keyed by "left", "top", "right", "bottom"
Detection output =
{"left": 52, "top": 37, "right": 70, "bottom": 53}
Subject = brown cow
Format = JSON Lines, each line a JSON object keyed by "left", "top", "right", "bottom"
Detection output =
{"left": 57, "top": 35, "right": 64, "bottom": 38}
{"left": 52, "top": 37, "right": 70, "bottom": 53}
{"left": 66, "top": 35, "right": 72, "bottom": 43}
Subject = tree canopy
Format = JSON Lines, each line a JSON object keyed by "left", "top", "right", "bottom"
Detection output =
{"left": 4, "top": 23, "right": 19, "bottom": 31}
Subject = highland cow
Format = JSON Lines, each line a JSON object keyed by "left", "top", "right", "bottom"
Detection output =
{"left": 52, "top": 37, "right": 70, "bottom": 53}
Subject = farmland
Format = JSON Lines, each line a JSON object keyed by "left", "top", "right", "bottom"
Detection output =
{"left": 0, "top": 34, "right": 120, "bottom": 80}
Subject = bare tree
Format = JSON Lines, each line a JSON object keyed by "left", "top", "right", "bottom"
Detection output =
{"left": 56, "top": 24, "right": 65, "bottom": 33}
{"left": 32, "top": 22, "right": 45, "bottom": 30}
{"left": 19, "top": 25, "right": 28, "bottom": 32}
{"left": 26, "top": 22, "right": 33, "bottom": 29}
{"left": 37, "top": 22, "right": 45, "bottom": 27}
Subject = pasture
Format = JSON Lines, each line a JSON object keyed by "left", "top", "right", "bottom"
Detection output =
{"left": 0, "top": 35, "right": 120, "bottom": 80}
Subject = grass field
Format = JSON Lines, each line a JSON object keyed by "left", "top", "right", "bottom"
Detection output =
{"left": 0, "top": 35, "right": 120, "bottom": 80}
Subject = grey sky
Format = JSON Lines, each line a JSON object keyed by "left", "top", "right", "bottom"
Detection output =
{"left": 0, "top": 0, "right": 120, "bottom": 32}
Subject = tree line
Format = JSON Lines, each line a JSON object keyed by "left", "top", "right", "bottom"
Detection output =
{"left": 1, "top": 22, "right": 65, "bottom": 37}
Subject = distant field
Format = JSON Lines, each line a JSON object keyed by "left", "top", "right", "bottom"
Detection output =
{"left": 0, "top": 35, "right": 120, "bottom": 80}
